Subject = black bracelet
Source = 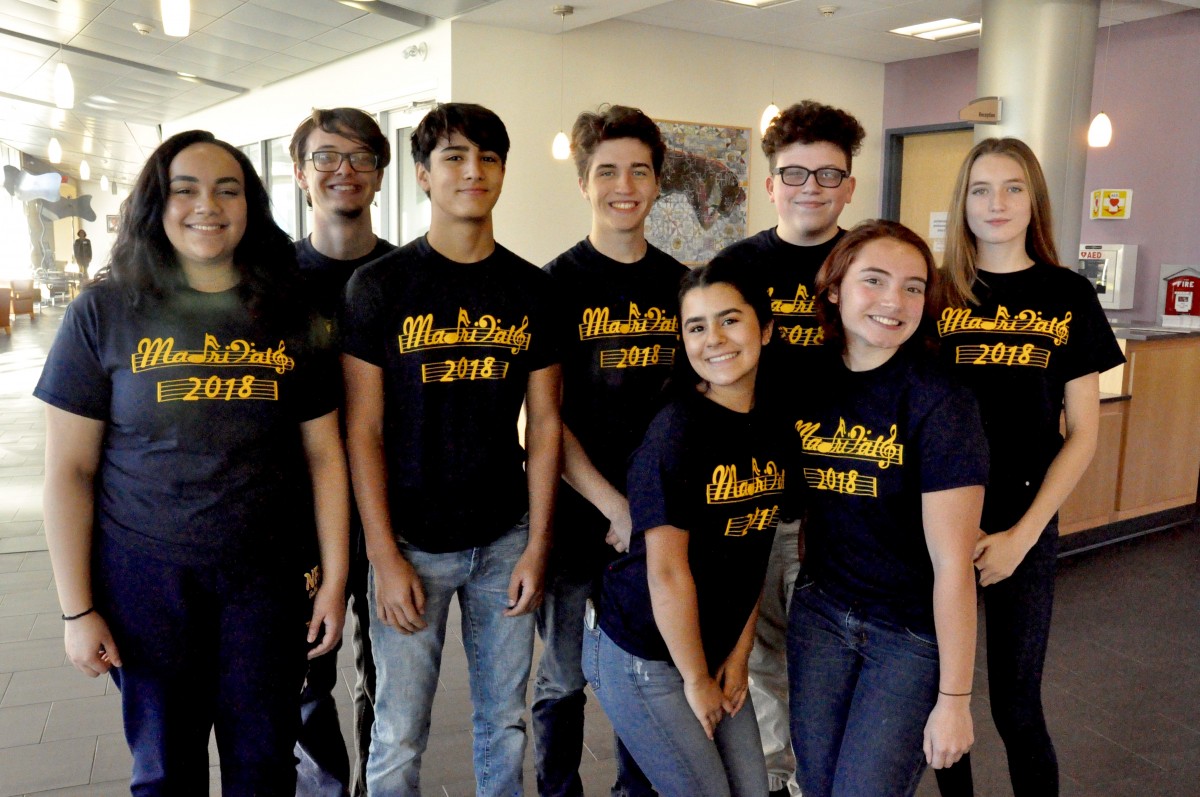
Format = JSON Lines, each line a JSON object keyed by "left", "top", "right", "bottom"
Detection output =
{"left": 62, "top": 607, "right": 95, "bottom": 621}
{"left": 939, "top": 689, "right": 972, "bottom": 697}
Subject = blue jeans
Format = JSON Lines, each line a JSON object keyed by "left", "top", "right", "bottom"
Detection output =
{"left": 532, "top": 565, "right": 591, "bottom": 797}
{"left": 787, "top": 578, "right": 940, "bottom": 797}
{"left": 583, "top": 625, "right": 769, "bottom": 797}
{"left": 935, "top": 525, "right": 1059, "bottom": 797}
{"left": 532, "top": 565, "right": 656, "bottom": 797}
{"left": 367, "top": 519, "right": 535, "bottom": 797}
{"left": 95, "top": 534, "right": 306, "bottom": 797}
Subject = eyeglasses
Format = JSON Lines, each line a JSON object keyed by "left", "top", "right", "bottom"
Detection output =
{"left": 773, "top": 166, "right": 850, "bottom": 188}
{"left": 307, "top": 151, "right": 379, "bottom": 173}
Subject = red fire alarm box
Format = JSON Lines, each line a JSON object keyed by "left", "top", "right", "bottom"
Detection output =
{"left": 1163, "top": 269, "right": 1200, "bottom": 328}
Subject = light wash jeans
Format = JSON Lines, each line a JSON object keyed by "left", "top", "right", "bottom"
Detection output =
{"left": 583, "top": 624, "right": 769, "bottom": 797}
{"left": 748, "top": 519, "right": 802, "bottom": 795}
{"left": 367, "top": 518, "right": 535, "bottom": 797}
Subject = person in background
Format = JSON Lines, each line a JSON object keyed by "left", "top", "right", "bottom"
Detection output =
{"left": 73, "top": 228, "right": 93, "bottom": 280}
{"left": 37, "top": 129, "right": 349, "bottom": 796}
{"left": 584, "top": 259, "right": 785, "bottom": 797}
{"left": 290, "top": 107, "right": 396, "bottom": 797}
{"left": 933, "top": 138, "right": 1125, "bottom": 797}
{"left": 537, "top": 103, "right": 683, "bottom": 797}
{"left": 341, "top": 103, "right": 563, "bottom": 796}
{"left": 712, "top": 99, "right": 866, "bottom": 797}
{"left": 787, "top": 220, "right": 986, "bottom": 797}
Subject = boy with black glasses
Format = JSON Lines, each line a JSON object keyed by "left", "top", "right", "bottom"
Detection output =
{"left": 712, "top": 99, "right": 866, "bottom": 797}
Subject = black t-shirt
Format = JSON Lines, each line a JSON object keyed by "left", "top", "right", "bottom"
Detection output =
{"left": 340, "top": 236, "right": 562, "bottom": 552}
{"left": 34, "top": 281, "right": 339, "bottom": 568}
{"left": 937, "top": 263, "right": 1125, "bottom": 532}
{"left": 544, "top": 238, "right": 687, "bottom": 570}
{"left": 599, "top": 390, "right": 789, "bottom": 669}
{"left": 791, "top": 347, "right": 988, "bottom": 634}
{"left": 296, "top": 236, "right": 397, "bottom": 327}
{"left": 714, "top": 227, "right": 844, "bottom": 403}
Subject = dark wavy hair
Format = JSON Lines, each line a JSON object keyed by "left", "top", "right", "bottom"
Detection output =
{"left": 410, "top": 103, "right": 510, "bottom": 168}
{"left": 815, "top": 219, "right": 940, "bottom": 355}
{"left": 570, "top": 104, "right": 667, "bottom": 181}
{"left": 98, "top": 130, "right": 300, "bottom": 323}
{"left": 762, "top": 100, "right": 866, "bottom": 172}
{"left": 289, "top": 107, "right": 391, "bottom": 169}
{"left": 665, "top": 257, "right": 774, "bottom": 398}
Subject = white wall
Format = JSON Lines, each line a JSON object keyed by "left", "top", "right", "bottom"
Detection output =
{"left": 164, "top": 20, "right": 453, "bottom": 146}
{"left": 452, "top": 19, "right": 885, "bottom": 265}
{"left": 162, "top": 18, "right": 885, "bottom": 266}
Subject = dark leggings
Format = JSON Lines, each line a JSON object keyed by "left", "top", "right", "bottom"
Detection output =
{"left": 935, "top": 526, "right": 1059, "bottom": 797}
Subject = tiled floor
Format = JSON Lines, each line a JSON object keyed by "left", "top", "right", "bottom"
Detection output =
{"left": 2, "top": 304, "right": 1199, "bottom": 796}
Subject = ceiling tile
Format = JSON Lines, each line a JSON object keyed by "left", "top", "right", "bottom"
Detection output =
{"left": 202, "top": 16, "right": 302, "bottom": 50}
{"left": 249, "top": 0, "right": 364, "bottom": 26}
{"left": 224, "top": 3, "right": 329, "bottom": 40}
{"left": 309, "top": 27, "right": 377, "bottom": 53}
{"left": 338, "top": 13, "right": 421, "bottom": 40}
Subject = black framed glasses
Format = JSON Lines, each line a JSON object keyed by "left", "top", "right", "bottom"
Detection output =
{"left": 307, "top": 151, "right": 379, "bottom": 173}
{"left": 773, "top": 166, "right": 849, "bottom": 188}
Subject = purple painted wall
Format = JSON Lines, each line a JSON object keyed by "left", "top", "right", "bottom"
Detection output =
{"left": 883, "top": 10, "right": 1200, "bottom": 323}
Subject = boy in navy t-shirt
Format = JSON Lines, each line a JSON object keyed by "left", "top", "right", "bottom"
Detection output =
{"left": 341, "top": 103, "right": 563, "bottom": 796}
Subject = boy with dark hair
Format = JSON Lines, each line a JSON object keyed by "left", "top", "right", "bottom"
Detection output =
{"left": 537, "top": 104, "right": 683, "bottom": 797}
{"left": 714, "top": 99, "right": 866, "bottom": 797}
{"left": 291, "top": 106, "right": 395, "bottom": 797}
{"left": 341, "top": 102, "right": 563, "bottom": 797}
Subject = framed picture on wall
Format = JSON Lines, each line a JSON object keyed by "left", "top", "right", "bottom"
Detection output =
{"left": 106, "top": 215, "right": 119, "bottom": 234}
{"left": 647, "top": 119, "right": 750, "bottom": 265}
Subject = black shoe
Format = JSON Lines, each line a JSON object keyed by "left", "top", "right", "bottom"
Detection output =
{"left": 769, "top": 789, "right": 790, "bottom": 797}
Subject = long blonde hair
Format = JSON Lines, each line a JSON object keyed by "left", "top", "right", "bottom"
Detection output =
{"left": 940, "top": 138, "right": 1061, "bottom": 308}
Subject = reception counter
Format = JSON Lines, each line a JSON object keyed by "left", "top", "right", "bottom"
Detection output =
{"left": 1058, "top": 328, "right": 1200, "bottom": 550}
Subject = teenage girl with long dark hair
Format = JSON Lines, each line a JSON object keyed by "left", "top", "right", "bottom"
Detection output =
{"left": 37, "top": 130, "right": 348, "bottom": 796}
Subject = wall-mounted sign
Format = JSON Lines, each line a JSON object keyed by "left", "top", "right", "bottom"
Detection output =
{"left": 1090, "top": 189, "right": 1133, "bottom": 220}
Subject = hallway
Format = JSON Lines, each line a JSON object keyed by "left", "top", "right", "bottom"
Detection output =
{"left": 1, "top": 305, "right": 1198, "bottom": 796}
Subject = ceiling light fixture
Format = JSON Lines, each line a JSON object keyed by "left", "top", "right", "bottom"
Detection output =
{"left": 80, "top": 160, "right": 90, "bottom": 180}
{"left": 1088, "top": 0, "right": 1115, "bottom": 148}
{"left": 890, "top": 18, "right": 981, "bottom": 41}
{"left": 715, "top": 0, "right": 801, "bottom": 8}
{"left": 54, "top": 56, "right": 74, "bottom": 109}
{"left": 48, "top": 137, "right": 63, "bottom": 163}
{"left": 100, "top": 174, "right": 109, "bottom": 192}
{"left": 551, "top": 5, "right": 573, "bottom": 161}
{"left": 161, "top": 0, "right": 191, "bottom": 38}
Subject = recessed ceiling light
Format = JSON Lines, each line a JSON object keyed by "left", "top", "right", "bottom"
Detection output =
{"left": 713, "top": 0, "right": 800, "bottom": 8}
{"left": 88, "top": 95, "right": 118, "bottom": 105}
{"left": 891, "top": 18, "right": 981, "bottom": 41}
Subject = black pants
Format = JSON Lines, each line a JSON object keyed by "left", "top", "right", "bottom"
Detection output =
{"left": 296, "top": 516, "right": 375, "bottom": 797}
{"left": 97, "top": 535, "right": 307, "bottom": 797}
{"left": 935, "top": 526, "right": 1060, "bottom": 797}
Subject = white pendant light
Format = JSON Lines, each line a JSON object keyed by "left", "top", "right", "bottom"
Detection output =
{"left": 54, "top": 61, "right": 74, "bottom": 109}
{"left": 100, "top": 174, "right": 110, "bottom": 192}
{"left": 1089, "top": 0, "right": 1115, "bottom": 148}
{"left": 760, "top": 103, "right": 781, "bottom": 135}
{"left": 161, "top": 0, "right": 191, "bottom": 37}
{"left": 551, "top": 5, "right": 573, "bottom": 160}
{"left": 48, "top": 137, "right": 63, "bottom": 164}
{"left": 552, "top": 132, "right": 571, "bottom": 160}
{"left": 79, "top": 160, "right": 91, "bottom": 181}
{"left": 1087, "top": 112, "right": 1112, "bottom": 148}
